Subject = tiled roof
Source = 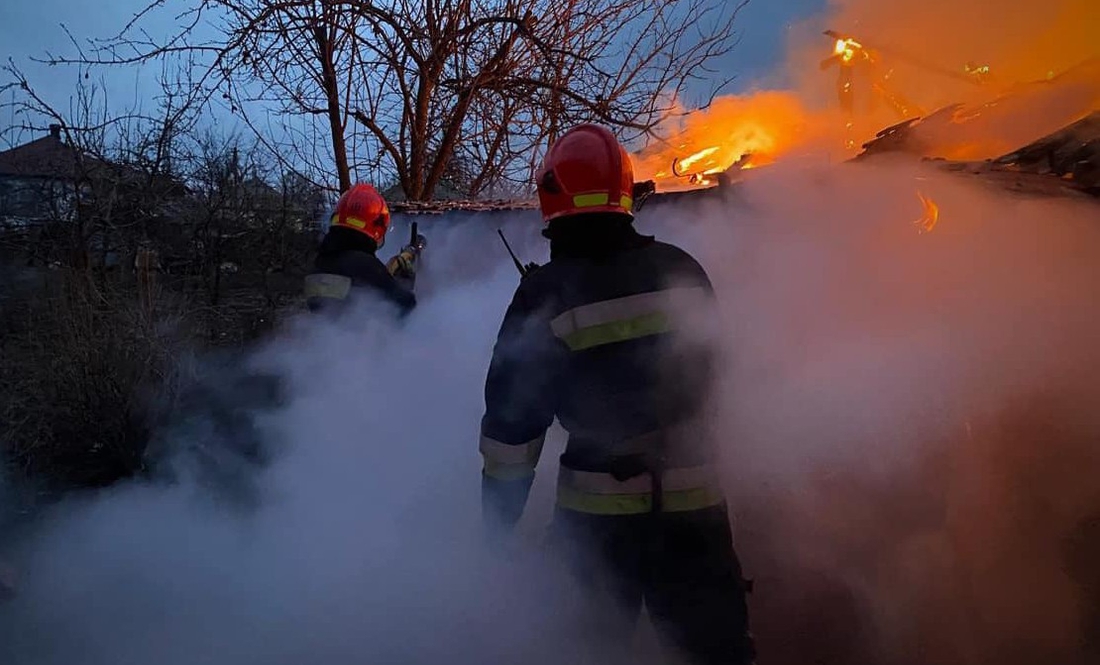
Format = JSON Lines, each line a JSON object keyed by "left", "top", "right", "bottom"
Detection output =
{"left": 0, "top": 128, "right": 189, "bottom": 198}
{"left": 0, "top": 132, "right": 87, "bottom": 179}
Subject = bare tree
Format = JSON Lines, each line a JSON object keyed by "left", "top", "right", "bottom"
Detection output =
{"left": 44, "top": 0, "right": 744, "bottom": 200}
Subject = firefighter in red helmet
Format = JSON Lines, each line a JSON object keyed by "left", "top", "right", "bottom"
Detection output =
{"left": 479, "top": 124, "right": 755, "bottom": 664}
{"left": 304, "top": 183, "right": 422, "bottom": 315}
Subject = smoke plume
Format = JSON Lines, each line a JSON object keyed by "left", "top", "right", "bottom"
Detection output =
{"left": 3, "top": 160, "right": 1100, "bottom": 665}
{"left": 0, "top": 219, "right": 639, "bottom": 665}
{"left": 667, "top": 157, "right": 1100, "bottom": 665}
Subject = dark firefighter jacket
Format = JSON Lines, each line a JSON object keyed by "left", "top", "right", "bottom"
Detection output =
{"left": 304, "top": 226, "right": 416, "bottom": 316}
{"left": 480, "top": 214, "right": 722, "bottom": 528}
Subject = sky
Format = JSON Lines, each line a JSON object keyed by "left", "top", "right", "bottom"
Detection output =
{"left": 0, "top": 0, "right": 828, "bottom": 145}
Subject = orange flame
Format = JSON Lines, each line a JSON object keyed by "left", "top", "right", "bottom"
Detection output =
{"left": 678, "top": 146, "right": 722, "bottom": 172}
{"left": 630, "top": 0, "right": 1098, "bottom": 192}
{"left": 914, "top": 191, "right": 940, "bottom": 233}
{"left": 834, "top": 37, "right": 864, "bottom": 64}
{"left": 632, "top": 92, "right": 826, "bottom": 190}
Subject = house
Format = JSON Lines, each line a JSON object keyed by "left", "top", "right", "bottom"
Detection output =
{"left": 0, "top": 124, "right": 89, "bottom": 226}
{"left": 0, "top": 124, "right": 193, "bottom": 228}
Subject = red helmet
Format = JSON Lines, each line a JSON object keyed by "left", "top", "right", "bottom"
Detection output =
{"left": 331, "top": 183, "right": 391, "bottom": 247}
{"left": 535, "top": 124, "right": 634, "bottom": 223}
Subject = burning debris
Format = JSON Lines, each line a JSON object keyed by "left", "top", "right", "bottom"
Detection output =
{"left": 630, "top": 0, "right": 1098, "bottom": 195}
{"left": 820, "top": 28, "right": 928, "bottom": 129}
{"left": 856, "top": 59, "right": 1100, "bottom": 163}
{"left": 913, "top": 191, "right": 940, "bottom": 233}
{"left": 988, "top": 111, "right": 1100, "bottom": 194}
{"left": 630, "top": 91, "right": 816, "bottom": 192}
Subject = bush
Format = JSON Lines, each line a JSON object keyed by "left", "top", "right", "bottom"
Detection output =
{"left": 0, "top": 270, "right": 189, "bottom": 488}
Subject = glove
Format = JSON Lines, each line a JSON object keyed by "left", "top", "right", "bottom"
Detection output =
{"left": 520, "top": 262, "right": 540, "bottom": 281}
{"left": 386, "top": 250, "right": 417, "bottom": 279}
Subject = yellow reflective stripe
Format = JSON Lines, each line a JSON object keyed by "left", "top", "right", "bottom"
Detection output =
{"left": 567, "top": 193, "right": 633, "bottom": 210}
{"left": 550, "top": 287, "right": 709, "bottom": 351}
{"left": 304, "top": 273, "right": 352, "bottom": 300}
{"left": 556, "top": 462, "right": 723, "bottom": 513}
{"left": 560, "top": 312, "right": 671, "bottom": 350}
{"left": 333, "top": 215, "right": 368, "bottom": 229}
{"left": 556, "top": 485, "right": 723, "bottom": 515}
{"left": 573, "top": 192, "right": 610, "bottom": 208}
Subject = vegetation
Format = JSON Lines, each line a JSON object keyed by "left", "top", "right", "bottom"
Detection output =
{"left": 0, "top": 78, "right": 321, "bottom": 492}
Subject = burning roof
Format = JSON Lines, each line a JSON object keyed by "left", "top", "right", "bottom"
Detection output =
{"left": 396, "top": 14, "right": 1100, "bottom": 215}
{"left": 389, "top": 110, "right": 1099, "bottom": 219}
{"left": 930, "top": 111, "right": 1100, "bottom": 198}
{"left": 857, "top": 59, "right": 1100, "bottom": 163}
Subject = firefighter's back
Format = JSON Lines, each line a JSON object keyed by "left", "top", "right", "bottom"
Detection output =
{"left": 519, "top": 231, "right": 717, "bottom": 472}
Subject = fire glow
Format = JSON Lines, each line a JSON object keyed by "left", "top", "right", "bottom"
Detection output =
{"left": 833, "top": 37, "right": 863, "bottom": 64}
{"left": 631, "top": 0, "right": 1100, "bottom": 193}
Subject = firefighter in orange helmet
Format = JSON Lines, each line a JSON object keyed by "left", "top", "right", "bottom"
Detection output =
{"left": 304, "top": 183, "right": 422, "bottom": 315}
{"left": 478, "top": 124, "right": 755, "bottom": 664}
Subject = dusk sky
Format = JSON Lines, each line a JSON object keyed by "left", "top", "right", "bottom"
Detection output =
{"left": 1, "top": 0, "right": 828, "bottom": 141}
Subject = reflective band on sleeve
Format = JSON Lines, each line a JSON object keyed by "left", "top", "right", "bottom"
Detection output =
{"left": 550, "top": 287, "right": 709, "bottom": 351}
{"left": 480, "top": 434, "right": 546, "bottom": 480}
{"left": 304, "top": 273, "right": 352, "bottom": 300}
{"left": 556, "top": 485, "right": 723, "bottom": 515}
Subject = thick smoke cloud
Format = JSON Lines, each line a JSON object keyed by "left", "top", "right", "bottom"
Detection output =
{"left": 3, "top": 161, "right": 1100, "bottom": 665}
{"left": 0, "top": 217, "right": 622, "bottom": 665}
{"left": 673, "top": 159, "right": 1100, "bottom": 665}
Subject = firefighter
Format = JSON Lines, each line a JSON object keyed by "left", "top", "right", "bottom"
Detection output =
{"left": 478, "top": 124, "right": 755, "bottom": 665}
{"left": 304, "top": 183, "right": 420, "bottom": 315}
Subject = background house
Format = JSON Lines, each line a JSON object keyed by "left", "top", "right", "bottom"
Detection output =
{"left": 0, "top": 124, "right": 88, "bottom": 226}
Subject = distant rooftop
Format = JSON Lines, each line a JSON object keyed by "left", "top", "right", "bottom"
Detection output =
{"left": 0, "top": 125, "right": 93, "bottom": 180}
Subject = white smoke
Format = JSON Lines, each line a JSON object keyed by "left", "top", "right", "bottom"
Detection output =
{"left": 669, "top": 159, "right": 1100, "bottom": 665}
{"left": 3, "top": 161, "right": 1100, "bottom": 665}
{"left": 0, "top": 228, "right": 619, "bottom": 665}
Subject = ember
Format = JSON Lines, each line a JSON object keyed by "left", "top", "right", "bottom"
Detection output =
{"left": 913, "top": 191, "right": 940, "bottom": 233}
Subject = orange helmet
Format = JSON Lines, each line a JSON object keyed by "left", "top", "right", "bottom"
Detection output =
{"left": 535, "top": 124, "right": 634, "bottom": 223}
{"left": 330, "top": 183, "right": 391, "bottom": 247}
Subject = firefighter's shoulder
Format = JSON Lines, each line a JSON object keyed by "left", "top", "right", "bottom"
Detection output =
{"left": 335, "top": 249, "right": 390, "bottom": 282}
{"left": 645, "top": 240, "right": 713, "bottom": 285}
